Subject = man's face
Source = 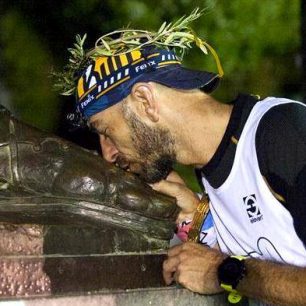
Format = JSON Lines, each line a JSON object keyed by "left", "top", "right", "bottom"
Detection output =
{"left": 90, "top": 102, "right": 176, "bottom": 183}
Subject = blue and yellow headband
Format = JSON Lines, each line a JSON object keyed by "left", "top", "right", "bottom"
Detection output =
{"left": 76, "top": 47, "right": 220, "bottom": 118}
{"left": 53, "top": 9, "right": 225, "bottom": 122}
{"left": 77, "top": 48, "right": 180, "bottom": 118}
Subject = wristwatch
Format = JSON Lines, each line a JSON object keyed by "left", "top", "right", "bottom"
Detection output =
{"left": 217, "top": 255, "right": 246, "bottom": 304}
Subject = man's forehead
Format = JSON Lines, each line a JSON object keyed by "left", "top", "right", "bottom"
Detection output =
{"left": 88, "top": 105, "right": 112, "bottom": 125}
{"left": 88, "top": 112, "right": 106, "bottom": 130}
{"left": 88, "top": 104, "right": 119, "bottom": 129}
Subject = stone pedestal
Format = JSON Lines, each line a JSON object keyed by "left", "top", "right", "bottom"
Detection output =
{"left": 0, "top": 223, "right": 228, "bottom": 305}
{"left": 4, "top": 288, "right": 227, "bottom": 306}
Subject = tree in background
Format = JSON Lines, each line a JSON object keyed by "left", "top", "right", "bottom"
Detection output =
{"left": 0, "top": 0, "right": 303, "bottom": 128}
{"left": 0, "top": 0, "right": 303, "bottom": 191}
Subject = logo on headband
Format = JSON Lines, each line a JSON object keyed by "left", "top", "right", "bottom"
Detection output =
{"left": 76, "top": 49, "right": 180, "bottom": 118}
{"left": 135, "top": 60, "right": 156, "bottom": 73}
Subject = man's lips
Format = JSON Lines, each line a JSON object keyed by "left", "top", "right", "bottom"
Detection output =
{"left": 115, "top": 155, "right": 129, "bottom": 169}
{"left": 116, "top": 161, "right": 143, "bottom": 175}
{"left": 115, "top": 161, "right": 129, "bottom": 170}
{"left": 115, "top": 155, "right": 144, "bottom": 175}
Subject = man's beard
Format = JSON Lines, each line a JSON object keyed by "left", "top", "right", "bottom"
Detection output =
{"left": 122, "top": 104, "right": 176, "bottom": 183}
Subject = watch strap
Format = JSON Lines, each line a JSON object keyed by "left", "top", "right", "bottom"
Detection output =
{"left": 219, "top": 255, "right": 247, "bottom": 304}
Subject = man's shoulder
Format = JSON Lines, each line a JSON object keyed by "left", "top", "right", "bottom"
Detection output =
{"left": 256, "top": 98, "right": 306, "bottom": 141}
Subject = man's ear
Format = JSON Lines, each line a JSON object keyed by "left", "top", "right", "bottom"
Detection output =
{"left": 130, "top": 82, "right": 159, "bottom": 122}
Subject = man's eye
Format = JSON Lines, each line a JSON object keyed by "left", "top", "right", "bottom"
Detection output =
{"left": 103, "top": 128, "right": 109, "bottom": 139}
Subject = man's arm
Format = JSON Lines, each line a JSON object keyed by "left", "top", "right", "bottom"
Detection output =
{"left": 151, "top": 171, "right": 199, "bottom": 223}
{"left": 238, "top": 256, "right": 306, "bottom": 305}
{"left": 163, "top": 242, "right": 306, "bottom": 306}
{"left": 163, "top": 242, "right": 225, "bottom": 294}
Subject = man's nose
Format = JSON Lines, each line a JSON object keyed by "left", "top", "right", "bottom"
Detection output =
{"left": 99, "top": 135, "right": 119, "bottom": 163}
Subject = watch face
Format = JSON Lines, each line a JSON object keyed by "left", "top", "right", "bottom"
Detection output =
{"left": 218, "top": 257, "right": 246, "bottom": 287}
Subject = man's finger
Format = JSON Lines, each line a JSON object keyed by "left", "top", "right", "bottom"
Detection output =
{"left": 167, "top": 244, "right": 184, "bottom": 257}
{"left": 166, "top": 171, "right": 186, "bottom": 185}
{"left": 151, "top": 179, "right": 181, "bottom": 198}
{"left": 163, "top": 256, "right": 180, "bottom": 285}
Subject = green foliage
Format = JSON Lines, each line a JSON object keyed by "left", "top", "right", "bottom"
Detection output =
{"left": 53, "top": 8, "right": 225, "bottom": 97}
{"left": 0, "top": 10, "right": 59, "bottom": 131}
{"left": 188, "top": 0, "right": 301, "bottom": 99}
{"left": 174, "top": 164, "right": 202, "bottom": 193}
{"left": 0, "top": 0, "right": 301, "bottom": 130}
{"left": 102, "top": 0, "right": 301, "bottom": 100}
{"left": 52, "top": 34, "right": 88, "bottom": 96}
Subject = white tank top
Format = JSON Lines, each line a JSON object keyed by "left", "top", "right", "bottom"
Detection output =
{"left": 202, "top": 97, "right": 306, "bottom": 266}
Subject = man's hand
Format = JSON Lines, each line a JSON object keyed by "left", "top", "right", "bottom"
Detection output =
{"left": 163, "top": 242, "right": 226, "bottom": 294}
{"left": 151, "top": 171, "right": 199, "bottom": 223}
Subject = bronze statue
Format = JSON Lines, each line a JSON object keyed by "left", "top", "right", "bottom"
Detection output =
{"left": 0, "top": 104, "right": 179, "bottom": 297}
{"left": 0, "top": 105, "right": 178, "bottom": 240}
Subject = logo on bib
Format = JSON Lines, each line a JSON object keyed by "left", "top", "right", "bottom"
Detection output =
{"left": 243, "top": 194, "right": 263, "bottom": 223}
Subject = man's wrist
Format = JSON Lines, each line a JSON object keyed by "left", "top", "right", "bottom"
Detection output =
{"left": 187, "top": 195, "right": 210, "bottom": 242}
{"left": 217, "top": 255, "right": 247, "bottom": 303}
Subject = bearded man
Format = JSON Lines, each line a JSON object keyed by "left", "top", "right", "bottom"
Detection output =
{"left": 55, "top": 12, "right": 306, "bottom": 305}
